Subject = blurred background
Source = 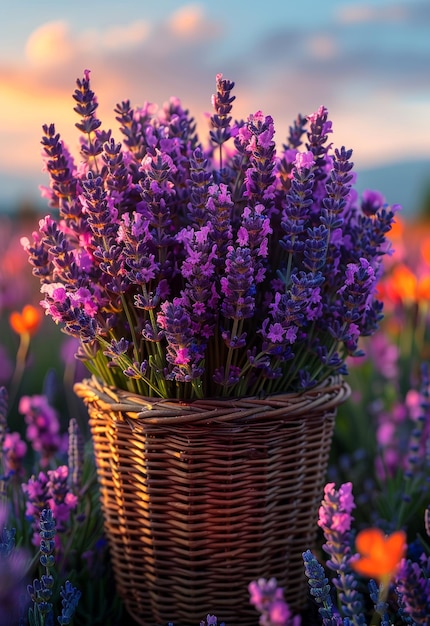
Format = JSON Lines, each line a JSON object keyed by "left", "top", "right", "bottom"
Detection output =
{"left": 1, "top": 0, "right": 430, "bottom": 219}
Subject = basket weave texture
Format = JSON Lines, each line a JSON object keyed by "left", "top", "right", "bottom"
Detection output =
{"left": 74, "top": 375, "right": 350, "bottom": 626}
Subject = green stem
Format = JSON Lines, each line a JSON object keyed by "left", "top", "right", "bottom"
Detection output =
{"left": 120, "top": 294, "right": 140, "bottom": 364}
{"left": 8, "top": 331, "right": 30, "bottom": 411}
{"left": 222, "top": 318, "right": 239, "bottom": 396}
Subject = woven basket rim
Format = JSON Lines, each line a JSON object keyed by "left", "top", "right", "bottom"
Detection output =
{"left": 74, "top": 374, "right": 351, "bottom": 425}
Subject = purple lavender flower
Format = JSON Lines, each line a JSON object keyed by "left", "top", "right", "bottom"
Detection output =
{"left": 285, "top": 114, "right": 307, "bottom": 151}
{"left": 157, "top": 300, "right": 204, "bottom": 394}
{"left": 280, "top": 154, "right": 314, "bottom": 261}
{"left": 178, "top": 224, "right": 219, "bottom": 349}
{"left": 318, "top": 482, "right": 366, "bottom": 624}
{"left": 73, "top": 68, "right": 106, "bottom": 167}
{"left": 18, "top": 394, "right": 62, "bottom": 467}
{"left": 221, "top": 246, "right": 255, "bottom": 320}
{"left": 361, "top": 189, "right": 385, "bottom": 217}
{"left": 47, "top": 466, "right": 78, "bottom": 532}
{"left": 248, "top": 577, "right": 301, "bottom": 626}
{"left": 368, "top": 579, "right": 389, "bottom": 624}
{"left": 22, "top": 467, "right": 77, "bottom": 549}
{"left": 321, "top": 146, "right": 354, "bottom": 231}
{"left": 302, "top": 550, "right": 342, "bottom": 625}
{"left": 0, "top": 506, "right": 29, "bottom": 626}
{"left": 39, "top": 122, "right": 79, "bottom": 212}
{"left": 210, "top": 73, "right": 235, "bottom": 169}
{"left": 22, "top": 472, "right": 49, "bottom": 545}
{"left": 241, "top": 111, "right": 277, "bottom": 211}
{"left": 206, "top": 182, "right": 234, "bottom": 263}
{"left": 395, "top": 553, "right": 430, "bottom": 623}
{"left": 3, "top": 431, "right": 27, "bottom": 478}
{"left": 28, "top": 508, "right": 80, "bottom": 624}
{"left": 57, "top": 579, "right": 82, "bottom": 625}
{"left": 67, "top": 418, "right": 84, "bottom": 493}
{"left": 188, "top": 148, "right": 214, "bottom": 226}
{"left": 22, "top": 70, "right": 396, "bottom": 399}
{"left": 306, "top": 105, "right": 333, "bottom": 181}
{"left": 0, "top": 388, "right": 6, "bottom": 478}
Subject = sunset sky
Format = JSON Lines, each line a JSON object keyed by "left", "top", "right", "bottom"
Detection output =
{"left": 1, "top": 0, "right": 430, "bottom": 210}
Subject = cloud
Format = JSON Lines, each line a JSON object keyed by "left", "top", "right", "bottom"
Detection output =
{"left": 167, "top": 3, "right": 219, "bottom": 40}
{"left": 336, "top": 3, "right": 407, "bottom": 24}
{"left": 306, "top": 34, "right": 338, "bottom": 60}
{"left": 336, "top": 0, "right": 430, "bottom": 25}
{"left": 0, "top": 6, "right": 226, "bottom": 184}
{"left": 93, "top": 21, "right": 151, "bottom": 50}
{"left": 1, "top": 0, "right": 430, "bottom": 202}
{"left": 25, "top": 20, "right": 75, "bottom": 66}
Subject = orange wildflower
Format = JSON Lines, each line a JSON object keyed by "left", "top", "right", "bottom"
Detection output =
{"left": 420, "top": 236, "right": 430, "bottom": 267}
{"left": 417, "top": 275, "right": 430, "bottom": 301}
{"left": 351, "top": 528, "right": 406, "bottom": 584}
{"left": 386, "top": 264, "right": 417, "bottom": 304}
{"left": 9, "top": 305, "right": 43, "bottom": 336}
{"left": 388, "top": 215, "right": 404, "bottom": 241}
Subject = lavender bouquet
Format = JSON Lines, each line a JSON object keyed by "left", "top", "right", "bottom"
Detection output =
{"left": 22, "top": 70, "right": 395, "bottom": 400}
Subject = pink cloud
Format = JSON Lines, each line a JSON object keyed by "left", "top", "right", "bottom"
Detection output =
{"left": 167, "top": 3, "right": 219, "bottom": 40}
{"left": 25, "top": 21, "right": 75, "bottom": 66}
{"left": 336, "top": 3, "right": 407, "bottom": 24}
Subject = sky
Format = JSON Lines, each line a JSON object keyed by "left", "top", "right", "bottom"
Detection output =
{"left": 1, "top": 0, "right": 430, "bottom": 212}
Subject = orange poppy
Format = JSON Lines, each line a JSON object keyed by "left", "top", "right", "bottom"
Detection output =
{"left": 417, "top": 276, "right": 430, "bottom": 301}
{"left": 351, "top": 528, "right": 406, "bottom": 584}
{"left": 9, "top": 305, "right": 43, "bottom": 336}
{"left": 420, "top": 236, "right": 430, "bottom": 267}
{"left": 386, "top": 264, "right": 417, "bottom": 304}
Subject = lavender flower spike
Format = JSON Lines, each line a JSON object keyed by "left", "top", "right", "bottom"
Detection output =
{"left": 318, "top": 482, "right": 366, "bottom": 624}
{"left": 210, "top": 73, "right": 235, "bottom": 168}
{"left": 302, "top": 550, "right": 342, "bottom": 625}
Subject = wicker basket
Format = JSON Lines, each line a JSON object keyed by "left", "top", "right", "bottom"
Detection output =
{"left": 74, "top": 375, "right": 350, "bottom": 625}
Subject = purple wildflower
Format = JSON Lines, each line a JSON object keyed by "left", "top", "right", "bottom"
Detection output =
{"left": 157, "top": 301, "right": 204, "bottom": 390}
{"left": 321, "top": 146, "right": 354, "bottom": 231}
{"left": 188, "top": 148, "right": 214, "bottom": 226}
{"left": 318, "top": 482, "right": 366, "bottom": 623}
{"left": 3, "top": 432, "right": 27, "bottom": 478}
{"left": 73, "top": 68, "right": 107, "bottom": 168}
{"left": 119, "top": 211, "right": 159, "bottom": 287}
{"left": 395, "top": 553, "right": 430, "bottom": 623}
{"left": 57, "top": 579, "right": 82, "bottom": 625}
{"left": 242, "top": 111, "right": 277, "bottom": 211}
{"left": 303, "top": 550, "right": 341, "bottom": 626}
{"left": 221, "top": 246, "right": 255, "bottom": 320}
{"left": 306, "top": 105, "right": 333, "bottom": 181}
{"left": 22, "top": 467, "right": 77, "bottom": 548}
{"left": 178, "top": 225, "right": 219, "bottom": 343}
{"left": 331, "top": 258, "right": 377, "bottom": 355}
{"left": 0, "top": 505, "right": 29, "bottom": 626}
{"left": 28, "top": 508, "right": 80, "bottom": 624}
{"left": 210, "top": 73, "right": 235, "bottom": 169}
{"left": 248, "top": 577, "right": 301, "bottom": 626}
{"left": 361, "top": 189, "right": 385, "bottom": 217}
{"left": 67, "top": 418, "right": 84, "bottom": 494}
{"left": 18, "top": 394, "right": 62, "bottom": 466}
{"left": 47, "top": 466, "right": 78, "bottom": 531}
{"left": 114, "top": 99, "right": 153, "bottom": 161}
{"left": 22, "top": 472, "right": 49, "bottom": 545}
{"left": 39, "top": 123, "right": 80, "bottom": 213}
{"left": 206, "top": 183, "right": 234, "bottom": 263}
{"left": 285, "top": 114, "right": 307, "bottom": 151}
{"left": 0, "top": 387, "right": 6, "bottom": 454}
